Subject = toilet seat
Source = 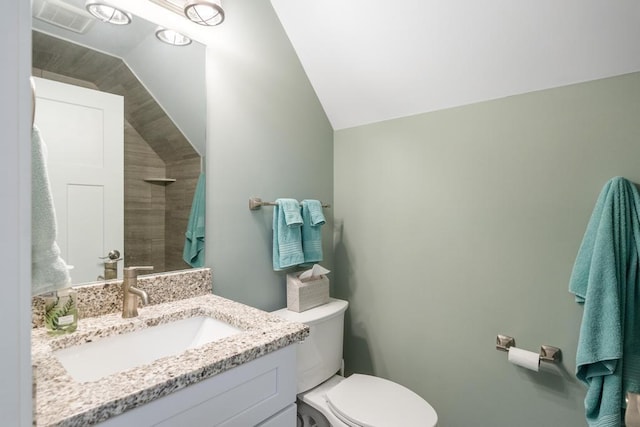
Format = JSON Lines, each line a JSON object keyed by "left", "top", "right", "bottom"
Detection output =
{"left": 325, "top": 374, "right": 438, "bottom": 427}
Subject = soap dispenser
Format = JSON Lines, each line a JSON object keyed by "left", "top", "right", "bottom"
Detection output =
{"left": 43, "top": 286, "right": 78, "bottom": 335}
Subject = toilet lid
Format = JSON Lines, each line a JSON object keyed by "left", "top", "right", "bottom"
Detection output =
{"left": 325, "top": 374, "right": 438, "bottom": 427}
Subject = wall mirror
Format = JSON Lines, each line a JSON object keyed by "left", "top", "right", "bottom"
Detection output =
{"left": 31, "top": 0, "right": 206, "bottom": 285}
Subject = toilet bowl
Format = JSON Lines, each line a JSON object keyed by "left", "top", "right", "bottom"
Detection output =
{"left": 273, "top": 298, "right": 438, "bottom": 427}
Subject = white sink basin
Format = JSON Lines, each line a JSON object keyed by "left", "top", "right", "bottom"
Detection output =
{"left": 54, "top": 316, "right": 243, "bottom": 382}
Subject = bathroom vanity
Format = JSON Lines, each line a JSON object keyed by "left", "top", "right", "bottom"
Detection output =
{"left": 31, "top": 269, "right": 308, "bottom": 426}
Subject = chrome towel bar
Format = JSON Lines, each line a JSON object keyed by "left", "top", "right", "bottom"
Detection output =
{"left": 249, "top": 197, "right": 331, "bottom": 211}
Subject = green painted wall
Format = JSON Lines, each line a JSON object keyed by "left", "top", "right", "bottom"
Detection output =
{"left": 200, "top": 4, "right": 640, "bottom": 422}
{"left": 204, "top": 0, "right": 333, "bottom": 311}
{"left": 334, "top": 72, "right": 640, "bottom": 426}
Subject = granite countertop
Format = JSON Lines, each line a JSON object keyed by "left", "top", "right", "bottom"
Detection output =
{"left": 32, "top": 294, "right": 309, "bottom": 427}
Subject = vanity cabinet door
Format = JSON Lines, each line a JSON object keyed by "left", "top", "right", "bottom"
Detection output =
{"left": 98, "top": 345, "right": 296, "bottom": 427}
{"left": 256, "top": 403, "right": 297, "bottom": 427}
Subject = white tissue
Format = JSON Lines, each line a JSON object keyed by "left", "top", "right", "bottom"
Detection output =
{"left": 508, "top": 347, "right": 540, "bottom": 372}
{"left": 298, "top": 264, "right": 330, "bottom": 282}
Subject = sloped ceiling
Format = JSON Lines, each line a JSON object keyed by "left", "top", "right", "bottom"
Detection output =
{"left": 271, "top": 0, "right": 640, "bottom": 130}
{"left": 32, "top": 31, "right": 198, "bottom": 163}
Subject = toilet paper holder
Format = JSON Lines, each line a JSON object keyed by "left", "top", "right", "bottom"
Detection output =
{"left": 495, "top": 334, "right": 561, "bottom": 363}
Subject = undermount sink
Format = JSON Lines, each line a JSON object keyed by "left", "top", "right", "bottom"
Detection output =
{"left": 54, "top": 316, "right": 243, "bottom": 382}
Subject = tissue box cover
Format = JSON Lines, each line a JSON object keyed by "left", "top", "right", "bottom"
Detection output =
{"left": 286, "top": 273, "right": 330, "bottom": 312}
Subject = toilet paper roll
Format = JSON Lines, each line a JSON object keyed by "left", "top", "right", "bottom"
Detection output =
{"left": 508, "top": 347, "right": 540, "bottom": 372}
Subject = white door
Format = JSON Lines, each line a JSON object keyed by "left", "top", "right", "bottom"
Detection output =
{"left": 34, "top": 77, "right": 124, "bottom": 284}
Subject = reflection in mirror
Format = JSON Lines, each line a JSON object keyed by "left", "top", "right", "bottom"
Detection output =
{"left": 31, "top": 0, "right": 206, "bottom": 285}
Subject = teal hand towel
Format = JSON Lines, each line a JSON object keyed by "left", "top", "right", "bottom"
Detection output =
{"left": 569, "top": 176, "right": 640, "bottom": 426}
{"left": 273, "top": 198, "right": 304, "bottom": 270}
{"left": 301, "top": 200, "right": 325, "bottom": 263}
{"left": 183, "top": 173, "right": 206, "bottom": 267}
{"left": 31, "top": 126, "right": 71, "bottom": 295}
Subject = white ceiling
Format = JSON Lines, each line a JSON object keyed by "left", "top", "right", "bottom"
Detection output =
{"left": 270, "top": 0, "right": 640, "bottom": 130}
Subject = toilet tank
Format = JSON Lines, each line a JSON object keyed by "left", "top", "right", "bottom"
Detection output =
{"left": 273, "top": 298, "right": 349, "bottom": 393}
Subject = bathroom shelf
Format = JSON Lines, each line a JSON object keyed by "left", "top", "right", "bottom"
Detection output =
{"left": 144, "top": 178, "right": 176, "bottom": 184}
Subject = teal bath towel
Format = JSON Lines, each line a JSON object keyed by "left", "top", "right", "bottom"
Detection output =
{"left": 183, "top": 173, "right": 205, "bottom": 267}
{"left": 301, "top": 199, "right": 325, "bottom": 263}
{"left": 569, "top": 176, "right": 640, "bottom": 427}
{"left": 273, "top": 199, "right": 304, "bottom": 270}
{"left": 31, "top": 126, "right": 71, "bottom": 295}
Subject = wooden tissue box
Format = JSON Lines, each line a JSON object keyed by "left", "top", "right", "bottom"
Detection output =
{"left": 286, "top": 272, "right": 330, "bottom": 312}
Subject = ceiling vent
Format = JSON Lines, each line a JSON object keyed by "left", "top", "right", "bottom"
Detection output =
{"left": 33, "top": 0, "right": 94, "bottom": 34}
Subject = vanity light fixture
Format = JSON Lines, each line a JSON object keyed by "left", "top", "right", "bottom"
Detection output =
{"left": 155, "top": 27, "right": 192, "bottom": 46}
{"left": 85, "top": 1, "right": 132, "bottom": 25}
{"left": 184, "top": 0, "right": 225, "bottom": 26}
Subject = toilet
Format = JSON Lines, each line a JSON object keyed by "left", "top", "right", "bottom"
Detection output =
{"left": 273, "top": 298, "right": 438, "bottom": 427}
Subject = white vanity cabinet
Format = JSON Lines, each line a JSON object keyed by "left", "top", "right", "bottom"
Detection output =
{"left": 98, "top": 345, "right": 297, "bottom": 427}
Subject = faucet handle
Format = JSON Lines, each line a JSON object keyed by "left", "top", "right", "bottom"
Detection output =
{"left": 124, "top": 266, "right": 154, "bottom": 278}
{"left": 100, "top": 249, "right": 122, "bottom": 261}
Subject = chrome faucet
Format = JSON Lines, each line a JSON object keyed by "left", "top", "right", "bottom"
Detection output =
{"left": 122, "top": 266, "right": 153, "bottom": 318}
